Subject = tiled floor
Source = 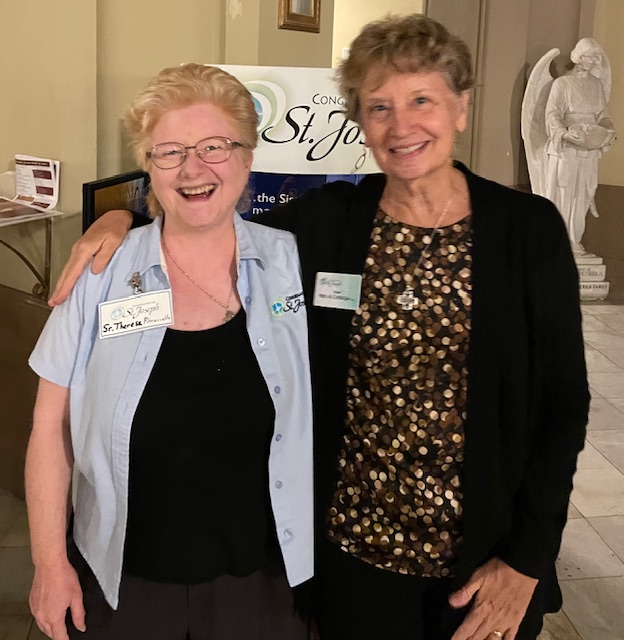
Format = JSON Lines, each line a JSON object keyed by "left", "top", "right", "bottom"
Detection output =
{"left": 1, "top": 305, "right": 623, "bottom": 639}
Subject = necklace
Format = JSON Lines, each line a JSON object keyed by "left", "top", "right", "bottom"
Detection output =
{"left": 394, "top": 194, "right": 454, "bottom": 311}
{"left": 161, "top": 236, "right": 236, "bottom": 323}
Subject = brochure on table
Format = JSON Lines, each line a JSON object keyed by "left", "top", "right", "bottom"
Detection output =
{"left": 0, "top": 155, "right": 61, "bottom": 227}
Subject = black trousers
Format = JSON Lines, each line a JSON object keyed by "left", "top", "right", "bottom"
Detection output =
{"left": 314, "top": 540, "right": 542, "bottom": 640}
{"left": 65, "top": 538, "right": 307, "bottom": 640}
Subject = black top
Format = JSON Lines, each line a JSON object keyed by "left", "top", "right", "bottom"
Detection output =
{"left": 258, "top": 163, "right": 588, "bottom": 623}
{"left": 123, "top": 309, "right": 276, "bottom": 584}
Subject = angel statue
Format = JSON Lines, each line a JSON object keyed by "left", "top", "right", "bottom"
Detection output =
{"left": 522, "top": 38, "right": 617, "bottom": 255}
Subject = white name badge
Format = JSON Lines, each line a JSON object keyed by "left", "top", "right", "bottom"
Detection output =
{"left": 98, "top": 290, "right": 174, "bottom": 339}
{"left": 313, "top": 271, "right": 362, "bottom": 311}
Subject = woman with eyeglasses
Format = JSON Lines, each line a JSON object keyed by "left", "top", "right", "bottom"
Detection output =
{"left": 25, "top": 63, "right": 313, "bottom": 640}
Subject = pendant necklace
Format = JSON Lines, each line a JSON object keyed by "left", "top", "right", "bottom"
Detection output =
{"left": 161, "top": 236, "right": 236, "bottom": 323}
{"left": 394, "top": 193, "right": 454, "bottom": 312}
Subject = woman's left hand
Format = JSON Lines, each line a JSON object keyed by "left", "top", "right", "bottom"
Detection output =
{"left": 448, "top": 557, "right": 538, "bottom": 640}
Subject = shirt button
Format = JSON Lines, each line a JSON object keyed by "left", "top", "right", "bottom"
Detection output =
{"left": 275, "top": 433, "right": 282, "bottom": 441}
{"left": 274, "top": 386, "right": 281, "bottom": 394}
{"left": 245, "top": 296, "right": 252, "bottom": 304}
{"left": 275, "top": 480, "right": 283, "bottom": 489}
{"left": 284, "top": 528, "right": 294, "bottom": 539}
{"left": 257, "top": 338, "right": 266, "bottom": 347}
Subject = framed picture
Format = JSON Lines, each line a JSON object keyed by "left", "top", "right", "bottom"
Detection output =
{"left": 82, "top": 170, "right": 150, "bottom": 232}
{"left": 278, "top": 0, "right": 320, "bottom": 33}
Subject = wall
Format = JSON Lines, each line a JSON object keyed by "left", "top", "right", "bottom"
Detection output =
{"left": 593, "top": 0, "right": 624, "bottom": 186}
{"left": 97, "top": 0, "right": 226, "bottom": 179}
{"left": 0, "top": 1, "right": 95, "bottom": 294}
{"left": 257, "top": 0, "right": 335, "bottom": 67}
{"left": 0, "top": 1, "right": 97, "bottom": 214}
{"left": 224, "top": 0, "right": 262, "bottom": 65}
{"left": 331, "top": 0, "right": 423, "bottom": 67}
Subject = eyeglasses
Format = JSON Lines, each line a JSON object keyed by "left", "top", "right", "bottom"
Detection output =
{"left": 146, "top": 136, "right": 246, "bottom": 170}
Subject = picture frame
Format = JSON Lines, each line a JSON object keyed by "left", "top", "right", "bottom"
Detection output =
{"left": 82, "top": 170, "right": 150, "bottom": 232}
{"left": 278, "top": 0, "right": 320, "bottom": 33}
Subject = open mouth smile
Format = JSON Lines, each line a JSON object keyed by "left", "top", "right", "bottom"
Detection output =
{"left": 391, "top": 141, "right": 429, "bottom": 155}
{"left": 177, "top": 185, "right": 216, "bottom": 199}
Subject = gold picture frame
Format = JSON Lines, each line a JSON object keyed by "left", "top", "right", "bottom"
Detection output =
{"left": 278, "top": 0, "right": 320, "bottom": 33}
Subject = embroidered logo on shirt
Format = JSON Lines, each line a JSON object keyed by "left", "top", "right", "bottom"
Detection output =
{"left": 271, "top": 292, "right": 305, "bottom": 316}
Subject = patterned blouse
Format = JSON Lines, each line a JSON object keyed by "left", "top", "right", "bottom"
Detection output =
{"left": 327, "top": 209, "right": 473, "bottom": 577}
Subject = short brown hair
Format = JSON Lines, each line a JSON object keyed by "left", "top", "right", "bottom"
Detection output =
{"left": 124, "top": 63, "right": 258, "bottom": 216}
{"left": 338, "top": 14, "right": 474, "bottom": 122}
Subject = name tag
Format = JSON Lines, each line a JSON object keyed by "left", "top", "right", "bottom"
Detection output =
{"left": 98, "top": 290, "right": 174, "bottom": 339}
{"left": 313, "top": 271, "right": 362, "bottom": 311}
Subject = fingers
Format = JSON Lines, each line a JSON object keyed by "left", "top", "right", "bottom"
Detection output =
{"left": 448, "top": 574, "right": 482, "bottom": 609}
{"left": 69, "top": 592, "right": 87, "bottom": 632}
{"left": 48, "top": 208, "right": 133, "bottom": 306}
{"left": 49, "top": 617, "right": 71, "bottom": 640}
{"left": 451, "top": 603, "right": 491, "bottom": 640}
{"left": 48, "top": 247, "right": 93, "bottom": 307}
{"left": 90, "top": 238, "right": 119, "bottom": 275}
{"left": 35, "top": 615, "right": 69, "bottom": 640}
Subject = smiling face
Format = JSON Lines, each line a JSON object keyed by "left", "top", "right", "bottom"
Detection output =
{"left": 358, "top": 69, "right": 469, "bottom": 187}
{"left": 148, "top": 102, "right": 252, "bottom": 235}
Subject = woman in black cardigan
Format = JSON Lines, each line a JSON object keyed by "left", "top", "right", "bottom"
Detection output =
{"left": 50, "top": 14, "right": 588, "bottom": 640}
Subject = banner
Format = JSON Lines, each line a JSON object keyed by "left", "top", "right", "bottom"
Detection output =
{"left": 217, "top": 65, "right": 380, "bottom": 218}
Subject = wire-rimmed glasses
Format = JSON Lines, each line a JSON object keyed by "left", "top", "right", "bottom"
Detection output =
{"left": 146, "top": 136, "right": 246, "bottom": 170}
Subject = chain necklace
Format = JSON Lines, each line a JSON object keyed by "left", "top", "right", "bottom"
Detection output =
{"left": 393, "top": 194, "right": 454, "bottom": 312}
{"left": 161, "top": 236, "right": 236, "bottom": 323}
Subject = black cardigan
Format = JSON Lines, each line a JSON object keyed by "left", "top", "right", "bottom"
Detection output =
{"left": 259, "top": 163, "right": 589, "bottom": 617}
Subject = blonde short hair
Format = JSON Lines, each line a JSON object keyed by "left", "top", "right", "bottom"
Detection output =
{"left": 338, "top": 14, "right": 474, "bottom": 122}
{"left": 124, "top": 63, "right": 257, "bottom": 216}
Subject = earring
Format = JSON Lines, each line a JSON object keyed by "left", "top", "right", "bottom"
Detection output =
{"left": 351, "top": 146, "right": 368, "bottom": 173}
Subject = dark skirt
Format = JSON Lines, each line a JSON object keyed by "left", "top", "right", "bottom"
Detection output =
{"left": 314, "top": 539, "right": 542, "bottom": 640}
{"left": 65, "top": 537, "right": 308, "bottom": 640}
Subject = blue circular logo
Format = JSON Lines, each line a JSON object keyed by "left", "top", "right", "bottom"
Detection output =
{"left": 271, "top": 299, "right": 285, "bottom": 316}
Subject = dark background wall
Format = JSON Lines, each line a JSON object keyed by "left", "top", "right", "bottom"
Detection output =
{"left": 0, "top": 287, "right": 49, "bottom": 499}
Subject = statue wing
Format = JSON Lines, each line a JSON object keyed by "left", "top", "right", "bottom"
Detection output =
{"left": 521, "top": 48, "right": 560, "bottom": 196}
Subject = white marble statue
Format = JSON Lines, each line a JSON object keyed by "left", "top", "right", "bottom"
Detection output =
{"left": 522, "top": 38, "right": 617, "bottom": 255}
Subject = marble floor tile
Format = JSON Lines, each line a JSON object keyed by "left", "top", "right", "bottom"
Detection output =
{"left": 561, "top": 576, "right": 624, "bottom": 640}
{"left": 588, "top": 516, "right": 624, "bottom": 563}
{"left": 587, "top": 372, "right": 624, "bottom": 399}
{"left": 568, "top": 501, "right": 582, "bottom": 519}
{"left": 0, "top": 548, "right": 33, "bottom": 616}
{"left": 598, "top": 314, "right": 624, "bottom": 332}
{"left": 606, "top": 349, "right": 624, "bottom": 369}
{"left": 537, "top": 610, "right": 582, "bottom": 640}
{"left": 569, "top": 468, "right": 624, "bottom": 517}
{"left": 581, "top": 305, "right": 622, "bottom": 316}
{"left": 587, "top": 430, "right": 624, "bottom": 473}
{"left": 583, "top": 314, "right": 612, "bottom": 333}
{"left": 0, "top": 615, "right": 32, "bottom": 640}
{"left": 586, "top": 348, "right": 623, "bottom": 373}
{"left": 556, "top": 518, "right": 624, "bottom": 580}
{"left": 608, "top": 398, "right": 624, "bottom": 414}
{"left": 587, "top": 399, "right": 624, "bottom": 431}
{"left": 584, "top": 330, "right": 624, "bottom": 352}
{"left": 576, "top": 441, "right": 613, "bottom": 470}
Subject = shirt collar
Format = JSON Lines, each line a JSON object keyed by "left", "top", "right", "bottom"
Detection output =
{"left": 233, "top": 213, "right": 268, "bottom": 270}
{"left": 127, "top": 213, "right": 267, "bottom": 286}
{"left": 125, "top": 215, "right": 167, "bottom": 282}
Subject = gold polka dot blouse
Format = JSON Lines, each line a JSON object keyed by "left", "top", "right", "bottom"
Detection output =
{"left": 327, "top": 209, "right": 473, "bottom": 577}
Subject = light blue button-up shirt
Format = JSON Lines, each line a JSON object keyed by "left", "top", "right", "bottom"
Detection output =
{"left": 29, "top": 215, "right": 314, "bottom": 608}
